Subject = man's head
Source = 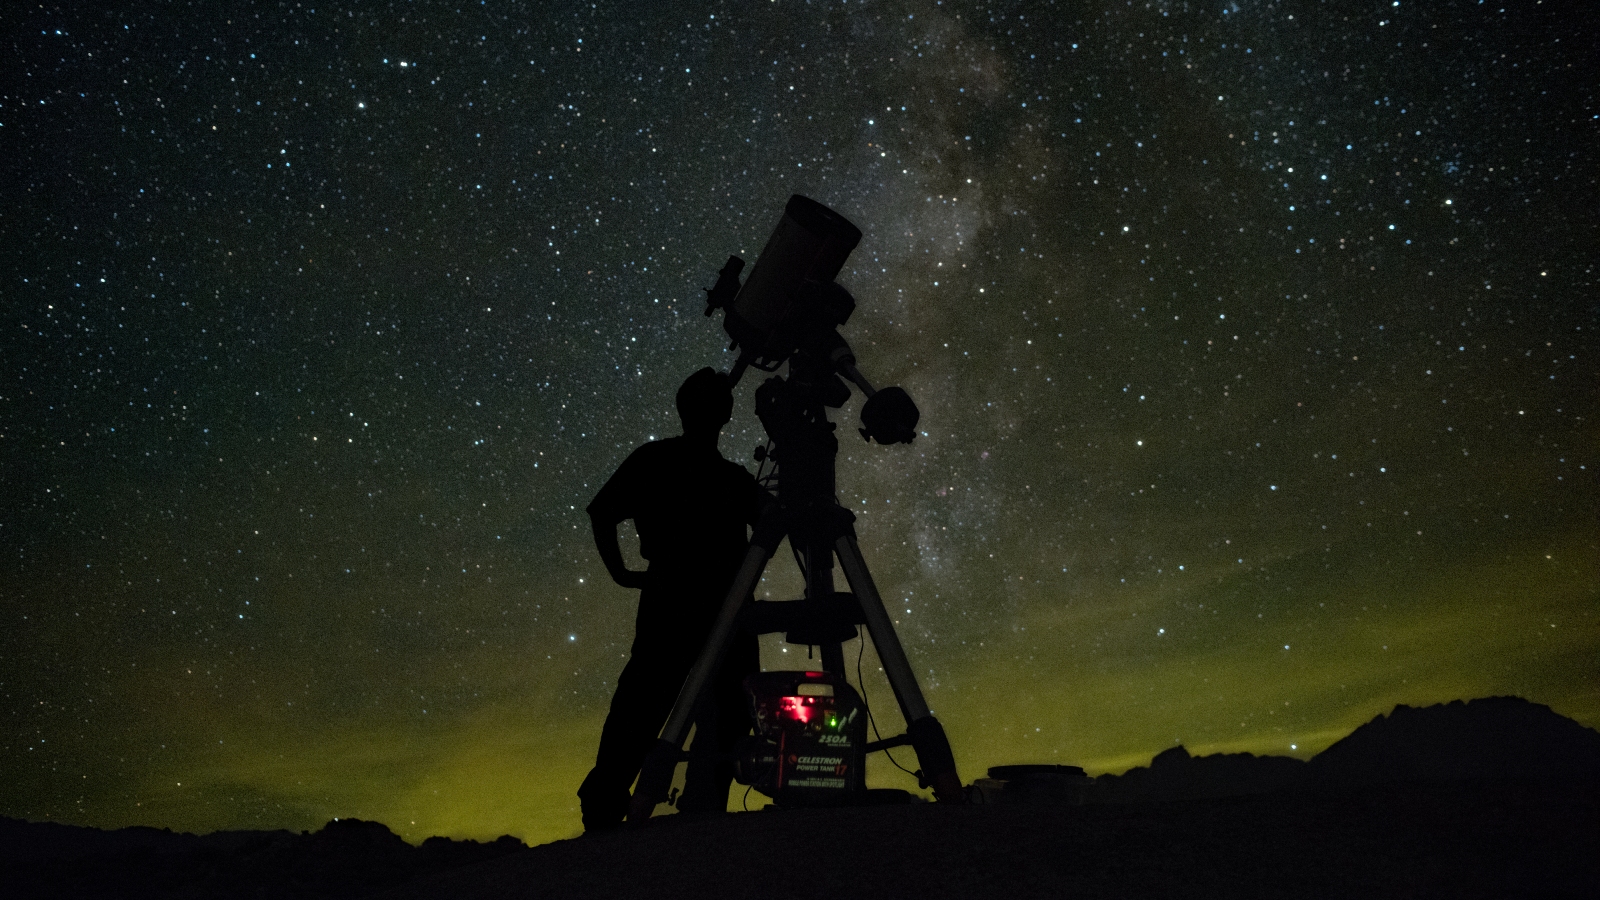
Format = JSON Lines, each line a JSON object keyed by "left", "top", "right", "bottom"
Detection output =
{"left": 676, "top": 366, "right": 733, "bottom": 436}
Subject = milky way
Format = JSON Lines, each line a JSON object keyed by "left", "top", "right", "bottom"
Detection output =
{"left": 3, "top": 1, "right": 1595, "bottom": 845}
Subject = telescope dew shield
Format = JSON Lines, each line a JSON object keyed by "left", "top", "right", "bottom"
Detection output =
{"left": 725, "top": 195, "right": 862, "bottom": 365}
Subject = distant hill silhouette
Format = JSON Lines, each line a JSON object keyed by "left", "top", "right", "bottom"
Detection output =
{"left": 3, "top": 697, "right": 1596, "bottom": 898}
{"left": 1089, "top": 746, "right": 1306, "bottom": 802}
{"left": 0, "top": 816, "right": 523, "bottom": 899}
{"left": 1305, "top": 696, "right": 1600, "bottom": 788}
{"left": 982, "top": 696, "right": 1600, "bottom": 805}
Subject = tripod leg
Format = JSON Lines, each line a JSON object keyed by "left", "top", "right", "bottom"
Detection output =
{"left": 834, "top": 534, "right": 965, "bottom": 803}
{"left": 628, "top": 508, "right": 785, "bottom": 822}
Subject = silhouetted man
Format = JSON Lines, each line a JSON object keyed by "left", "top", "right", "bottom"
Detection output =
{"left": 578, "top": 366, "right": 765, "bottom": 832}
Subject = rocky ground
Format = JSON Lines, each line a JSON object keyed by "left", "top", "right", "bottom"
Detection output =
{"left": 380, "top": 780, "right": 1598, "bottom": 900}
{"left": 4, "top": 780, "right": 1594, "bottom": 899}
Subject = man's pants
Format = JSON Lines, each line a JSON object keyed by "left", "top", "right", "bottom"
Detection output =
{"left": 577, "top": 630, "right": 759, "bottom": 831}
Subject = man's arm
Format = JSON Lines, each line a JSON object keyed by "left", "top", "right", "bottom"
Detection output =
{"left": 590, "top": 513, "right": 649, "bottom": 590}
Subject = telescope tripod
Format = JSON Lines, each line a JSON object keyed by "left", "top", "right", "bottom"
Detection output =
{"left": 627, "top": 372, "right": 963, "bottom": 821}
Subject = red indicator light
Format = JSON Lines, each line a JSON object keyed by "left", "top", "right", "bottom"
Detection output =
{"left": 778, "top": 695, "right": 815, "bottom": 724}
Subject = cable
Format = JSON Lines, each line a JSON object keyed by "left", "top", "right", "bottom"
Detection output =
{"left": 855, "top": 626, "right": 919, "bottom": 781}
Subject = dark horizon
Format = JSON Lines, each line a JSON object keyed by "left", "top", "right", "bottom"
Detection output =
{"left": 8, "top": 694, "right": 1599, "bottom": 844}
{"left": 3, "top": 0, "right": 1595, "bottom": 846}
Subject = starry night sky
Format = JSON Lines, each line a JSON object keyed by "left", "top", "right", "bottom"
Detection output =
{"left": 4, "top": 0, "right": 1596, "bottom": 846}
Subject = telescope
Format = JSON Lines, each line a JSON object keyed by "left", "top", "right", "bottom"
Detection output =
{"left": 704, "top": 195, "right": 920, "bottom": 445}
{"left": 627, "top": 196, "right": 963, "bottom": 818}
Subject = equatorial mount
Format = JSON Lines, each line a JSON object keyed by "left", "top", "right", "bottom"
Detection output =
{"left": 627, "top": 196, "right": 962, "bottom": 819}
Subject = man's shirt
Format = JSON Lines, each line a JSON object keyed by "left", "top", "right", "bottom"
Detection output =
{"left": 587, "top": 436, "right": 764, "bottom": 582}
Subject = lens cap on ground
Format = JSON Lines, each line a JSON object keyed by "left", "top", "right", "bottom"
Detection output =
{"left": 987, "top": 765, "right": 1089, "bottom": 780}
